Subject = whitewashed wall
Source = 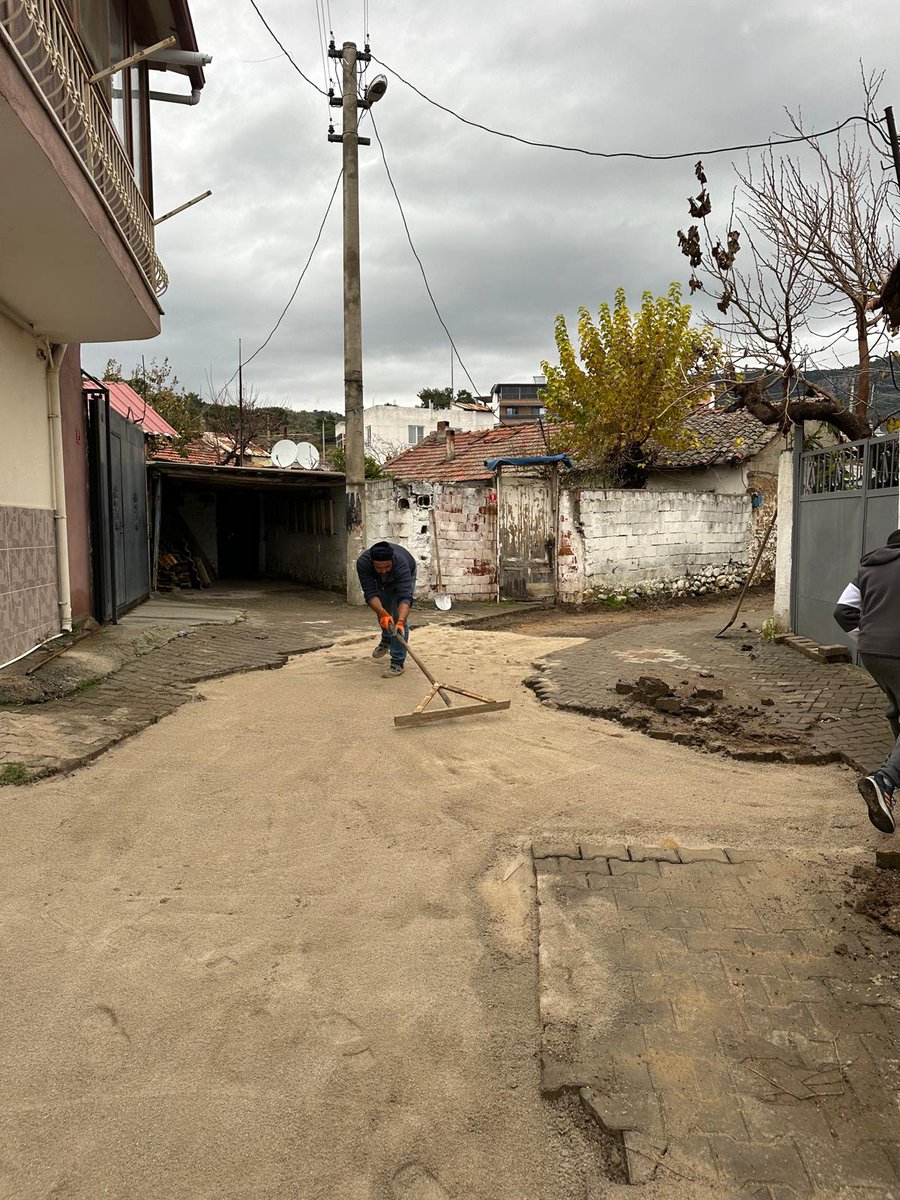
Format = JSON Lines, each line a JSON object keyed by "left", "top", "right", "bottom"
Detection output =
{"left": 370, "top": 477, "right": 771, "bottom": 606}
{"left": 558, "top": 489, "right": 757, "bottom": 603}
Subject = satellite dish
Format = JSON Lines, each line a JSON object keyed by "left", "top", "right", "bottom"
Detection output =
{"left": 295, "top": 441, "right": 320, "bottom": 470}
{"left": 271, "top": 439, "right": 297, "bottom": 468}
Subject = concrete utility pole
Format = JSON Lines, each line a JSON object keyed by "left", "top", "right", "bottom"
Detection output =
{"left": 330, "top": 42, "right": 365, "bottom": 603}
{"left": 237, "top": 337, "right": 244, "bottom": 467}
{"left": 328, "top": 40, "right": 386, "bottom": 604}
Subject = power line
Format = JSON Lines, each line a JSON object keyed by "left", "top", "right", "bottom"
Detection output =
{"left": 218, "top": 170, "right": 343, "bottom": 395}
{"left": 249, "top": 0, "right": 327, "bottom": 96}
{"left": 372, "top": 55, "right": 883, "bottom": 162}
{"left": 313, "top": 0, "right": 329, "bottom": 93}
{"left": 369, "top": 110, "right": 482, "bottom": 397}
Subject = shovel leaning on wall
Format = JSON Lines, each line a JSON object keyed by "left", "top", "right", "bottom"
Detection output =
{"left": 431, "top": 506, "right": 452, "bottom": 611}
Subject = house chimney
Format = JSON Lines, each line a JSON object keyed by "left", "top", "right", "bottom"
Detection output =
{"left": 444, "top": 425, "right": 456, "bottom": 462}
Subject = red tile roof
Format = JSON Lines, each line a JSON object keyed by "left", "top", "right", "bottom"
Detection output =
{"left": 386, "top": 422, "right": 558, "bottom": 481}
{"left": 655, "top": 405, "right": 778, "bottom": 469}
{"left": 150, "top": 438, "right": 221, "bottom": 465}
{"left": 386, "top": 407, "right": 778, "bottom": 481}
{"left": 82, "top": 379, "right": 180, "bottom": 438}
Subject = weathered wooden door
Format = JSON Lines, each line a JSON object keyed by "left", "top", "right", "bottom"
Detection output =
{"left": 499, "top": 473, "right": 555, "bottom": 599}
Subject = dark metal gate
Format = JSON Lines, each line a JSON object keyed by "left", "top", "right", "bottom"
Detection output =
{"left": 793, "top": 435, "right": 899, "bottom": 658}
{"left": 86, "top": 389, "right": 150, "bottom": 621}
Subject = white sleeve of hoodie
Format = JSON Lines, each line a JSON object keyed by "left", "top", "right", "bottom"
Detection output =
{"left": 834, "top": 581, "right": 861, "bottom": 640}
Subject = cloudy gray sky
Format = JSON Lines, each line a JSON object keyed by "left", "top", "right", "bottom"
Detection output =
{"left": 84, "top": 0, "right": 899, "bottom": 411}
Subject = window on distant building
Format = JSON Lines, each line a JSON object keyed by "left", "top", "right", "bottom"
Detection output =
{"left": 538, "top": 406, "right": 547, "bottom": 416}
{"left": 505, "top": 406, "right": 518, "bottom": 416}
{"left": 408, "top": 425, "right": 425, "bottom": 445}
{"left": 365, "top": 426, "right": 372, "bottom": 444}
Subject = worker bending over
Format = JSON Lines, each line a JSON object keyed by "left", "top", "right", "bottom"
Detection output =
{"left": 356, "top": 540, "right": 417, "bottom": 678}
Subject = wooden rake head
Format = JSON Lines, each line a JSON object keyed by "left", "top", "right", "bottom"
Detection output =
{"left": 391, "top": 631, "right": 511, "bottom": 728}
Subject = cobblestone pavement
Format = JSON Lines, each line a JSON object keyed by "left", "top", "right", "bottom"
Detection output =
{"left": 535, "top": 842, "right": 900, "bottom": 1197}
{"left": 0, "top": 585, "right": 531, "bottom": 782}
{"left": 529, "top": 607, "right": 894, "bottom": 775}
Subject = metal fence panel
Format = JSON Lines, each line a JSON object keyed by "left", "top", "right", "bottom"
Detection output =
{"left": 794, "top": 435, "right": 899, "bottom": 659}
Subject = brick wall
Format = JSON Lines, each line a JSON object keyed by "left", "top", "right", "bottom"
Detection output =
{"left": 558, "top": 488, "right": 754, "bottom": 604}
{"left": 366, "top": 479, "right": 498, "bottom": 601}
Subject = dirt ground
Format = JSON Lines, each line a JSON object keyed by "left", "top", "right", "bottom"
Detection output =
{"left": 469, "top": 588, "right": 774, "bottom": 639}
{"left": 0, "top": 621, "right": 880, "bottom": 1200}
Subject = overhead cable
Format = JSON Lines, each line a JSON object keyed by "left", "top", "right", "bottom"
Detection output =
{"left": 369, "top": 110, "right": 482, "bottom": 397}
{"left": 372, "top": 55, "right": 882, "bottom": 162}
{"left": 219, "top": 169, "right": 343, "bottom": 394}
{"left": 249, "top": 0, "right": 327, "bottom": 96}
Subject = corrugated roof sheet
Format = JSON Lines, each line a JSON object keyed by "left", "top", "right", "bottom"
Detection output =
{"left": 82, "top": 379, "right": 179, "bottom": 438}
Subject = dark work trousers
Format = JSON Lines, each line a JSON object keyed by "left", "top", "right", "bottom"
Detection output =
{"left": 376, "top": 586, "right": 414, "bottom": 667}
{"left": 860, "top": 652, "right": 900, "bottom": 785}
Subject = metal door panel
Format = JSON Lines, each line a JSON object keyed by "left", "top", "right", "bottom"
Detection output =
{"left": 793, "top": 436, "right": 898, "bottom": 662}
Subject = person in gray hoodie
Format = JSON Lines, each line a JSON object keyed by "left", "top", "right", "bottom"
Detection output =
{"left": 834, "top": 529, "right": 900, "bottom": 833}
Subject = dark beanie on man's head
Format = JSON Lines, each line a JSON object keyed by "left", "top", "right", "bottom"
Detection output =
{"left": 370, "top": 541, "right": 393, "bottom": 562}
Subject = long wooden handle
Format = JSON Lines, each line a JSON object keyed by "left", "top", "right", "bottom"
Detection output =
{"left": 394, "top": 630, "right": 453, "bottom": 707}
{"left": 715, "top": 504, "right": 778, "bottom": 639}
{"left": 431, "top": 507, "right": 445, "bottom": 591}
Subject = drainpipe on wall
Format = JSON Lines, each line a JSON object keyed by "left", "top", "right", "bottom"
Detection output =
{"left": 45, "top": 342, "right": 72, "bottom": 631}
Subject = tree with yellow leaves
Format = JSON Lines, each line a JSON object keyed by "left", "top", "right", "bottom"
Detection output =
{"left": 542, "top": 284, "right": 722, "bottom": 486}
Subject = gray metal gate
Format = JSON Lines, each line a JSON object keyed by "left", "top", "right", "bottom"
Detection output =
{"left": 793, "top": 435, "right": 899, "bottom": 657}
{"left": 86, "top": 389, "right": 150, "bottom": 621}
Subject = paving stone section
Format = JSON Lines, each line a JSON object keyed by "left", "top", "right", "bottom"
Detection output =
{"left": 534, "top": 841, "right": 900, "bottom": 1196}
{"left": 528, "top": 613, "right": 894, "bottom": 774}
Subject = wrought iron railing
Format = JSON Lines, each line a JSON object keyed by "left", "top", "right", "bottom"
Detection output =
{"left": 800, "top": 435, "right": 900, "bottom": 496}
{"left": 0, "top": 0, "right": 167, "bottom": 296}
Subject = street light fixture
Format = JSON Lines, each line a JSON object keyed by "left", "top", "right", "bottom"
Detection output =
{"left": 363, "top": 75, "right": 388, "bottom": 107}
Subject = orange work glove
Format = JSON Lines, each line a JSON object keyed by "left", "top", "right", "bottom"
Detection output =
{"left": 378, "top": 611, "right": 394, "bottom": 632}
{"left": 394, "top": 620, "right": 407, "bottom": 641}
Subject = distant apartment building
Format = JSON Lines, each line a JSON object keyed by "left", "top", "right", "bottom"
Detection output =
{"left": 491, "top": 377, "right": 548, "bottom": 425}
{"left": 0, "top": 0, "right": 208, "bottom": 665}
{"left": 335, "top": 401, "right": 497, "bottom": 464}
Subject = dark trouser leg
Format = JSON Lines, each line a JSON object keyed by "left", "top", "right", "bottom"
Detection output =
{"left": 388, "top": 596, "right": 409, "bottom": 667}
{"left": 860, "top": 653, "right": 900, "bottom": 786}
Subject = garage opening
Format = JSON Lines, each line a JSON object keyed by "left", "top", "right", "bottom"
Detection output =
{"left": 149, "top": 461, "right": 347, "bottom": 593}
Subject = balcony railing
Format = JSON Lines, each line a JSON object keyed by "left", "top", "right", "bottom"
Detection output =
{"left": 0, "top": 0, "right": 167, "bottom": 296}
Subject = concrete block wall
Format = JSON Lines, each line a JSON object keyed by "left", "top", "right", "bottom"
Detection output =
{"left": 558, "top": 488, "right": 753, "bottom": 604}
{"left": 263, "top": 488, "right": 347, "bottom": 591}
{"left": 366, "top": 479, "right": 497, "bottom": 601}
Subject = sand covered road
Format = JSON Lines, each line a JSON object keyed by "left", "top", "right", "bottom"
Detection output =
{"left": 0, "top": 625, "right": 873, "bottom": 1199}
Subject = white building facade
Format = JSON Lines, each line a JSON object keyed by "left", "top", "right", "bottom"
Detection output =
{"left": 335, "top": 402, "right": 496, "bottom": 463}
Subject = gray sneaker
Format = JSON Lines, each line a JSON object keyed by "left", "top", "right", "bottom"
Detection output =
{"left": 372, "top": 643, "right": 390, "bottom": 659}
{"left": 382, "top": 663, "right": 404, "bottom": 678}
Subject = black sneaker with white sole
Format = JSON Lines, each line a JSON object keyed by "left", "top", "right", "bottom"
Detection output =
{"left": 372, "top": 643, "right": 390, "bottom": 659}
{"left": 857, "top": 771, "right": 896, "bottom": 834}
{"left": 382, "top": 663, "right": 404, "bottom": 678}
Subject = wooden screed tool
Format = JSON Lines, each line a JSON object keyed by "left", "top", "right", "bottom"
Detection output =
{"left": 392, "top": 632, "right": 511, "bottom": 728}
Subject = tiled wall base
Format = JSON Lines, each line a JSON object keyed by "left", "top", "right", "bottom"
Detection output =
{"left": 0, "top": 506, "right": 60, "bottom": 666}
